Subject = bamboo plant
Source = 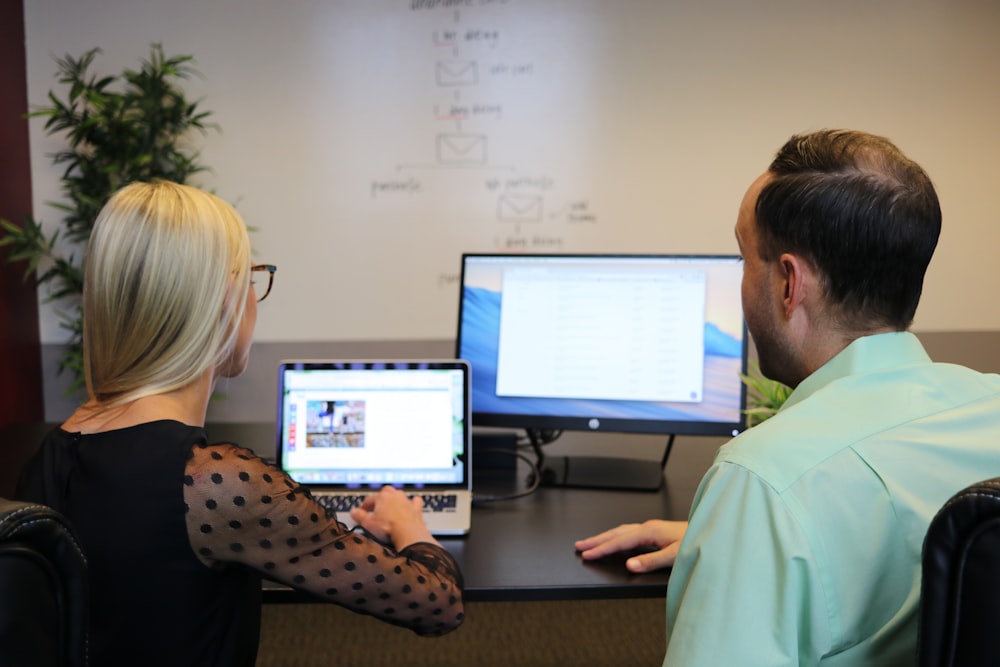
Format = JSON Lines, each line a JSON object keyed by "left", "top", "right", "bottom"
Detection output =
{"left": 0, "top": 43, "right": 218, "bottom": 392}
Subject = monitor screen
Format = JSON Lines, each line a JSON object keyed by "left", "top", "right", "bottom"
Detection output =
{"left": 456, "top": 253, "right": 748, "bottom": 437}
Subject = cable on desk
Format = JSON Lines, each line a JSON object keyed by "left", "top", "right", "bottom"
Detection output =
{"left": 471, "top": 448, "right": 542, "bottom": 503}
{"left": 520, "top": 428, "right": 562, "bottom": 449}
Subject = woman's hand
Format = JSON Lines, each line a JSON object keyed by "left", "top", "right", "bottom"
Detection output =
{"left": 349, "top": 486, "right": 437, "bottom": 550}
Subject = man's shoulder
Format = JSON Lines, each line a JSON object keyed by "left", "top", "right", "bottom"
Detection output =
{"left": 719, "top": 360, "right": 1000, "bottom": 491}
{"left": 715, "top": 409, "right": 832, "bottom": 491}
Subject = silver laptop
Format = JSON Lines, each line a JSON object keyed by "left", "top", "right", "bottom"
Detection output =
{"left": 275, "top": 360, "right": 472, "bottom": 536}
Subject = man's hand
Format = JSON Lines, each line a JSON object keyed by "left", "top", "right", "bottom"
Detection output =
{"left": 574, "top": 520, "right": 688, "bottom": 573}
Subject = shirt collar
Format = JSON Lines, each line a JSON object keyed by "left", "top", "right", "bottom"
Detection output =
{"left": 781, "top": 331, "right": 931, "bottom": 411}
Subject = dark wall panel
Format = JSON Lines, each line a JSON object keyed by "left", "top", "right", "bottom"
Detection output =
{"left": 0, "top": 0, "right": 44, "bottom": 431}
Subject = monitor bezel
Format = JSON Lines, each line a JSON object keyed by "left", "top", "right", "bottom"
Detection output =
{"left": 455, "top": 252, "right": 750, "bottom": 438}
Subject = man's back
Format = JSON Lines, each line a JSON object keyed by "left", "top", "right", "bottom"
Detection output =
{"left": 664, "top": 332, "right": 1000, "bottom": 666}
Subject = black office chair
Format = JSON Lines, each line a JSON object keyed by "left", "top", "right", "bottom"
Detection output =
{"left": 0, "top": 498, "right": 89, "bottom": 667}
{"left": 918, "top": 477, "right": 1000, "bottom": 667}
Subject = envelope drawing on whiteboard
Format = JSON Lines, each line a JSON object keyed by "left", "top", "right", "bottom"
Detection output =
{"left": 437, "top": 134, "right": 487, "bottom": 165}
{"left": 436, "top": 61, "right": 478, "bottom": 86}
{"left": 497, "top": 194, "right": 543, "bottom": 222}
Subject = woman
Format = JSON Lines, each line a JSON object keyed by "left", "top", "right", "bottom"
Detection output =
{"left": 17, "top": 181, "right": 464, "bottom": 666}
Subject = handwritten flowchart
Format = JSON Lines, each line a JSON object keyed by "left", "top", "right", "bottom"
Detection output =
{"left": 369, "top": 0, "right": 599, "bottom": 265}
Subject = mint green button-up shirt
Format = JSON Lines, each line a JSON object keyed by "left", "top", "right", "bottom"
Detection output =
{"left": 665, "top": 332, "right": 1000, "bottom": 666}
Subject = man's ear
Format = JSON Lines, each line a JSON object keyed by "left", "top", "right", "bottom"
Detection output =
{"left": 778, "top": 253, "right": 809, "bottom": 318}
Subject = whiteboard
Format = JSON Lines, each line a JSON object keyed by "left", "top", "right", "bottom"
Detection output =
{"left": 24, "top": 0, "right": 1000, "bottom": 344}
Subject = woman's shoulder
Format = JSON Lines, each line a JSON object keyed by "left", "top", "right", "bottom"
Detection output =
{"left": 186, "top": 439, "right": 289, "bottom": 490}
{"left": 191, "top": 438, "right": 270, "bottom": 465}
{"left": 55, "top": 418, "right": 206, "bottom": 441}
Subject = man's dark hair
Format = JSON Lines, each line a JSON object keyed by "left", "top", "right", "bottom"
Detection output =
{"left": 755, "top": 129, "right": 941, "bottom": 331}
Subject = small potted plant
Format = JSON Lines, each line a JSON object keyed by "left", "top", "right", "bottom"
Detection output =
{"left": 740, "top": 360, "right": 792, "bottom": 427}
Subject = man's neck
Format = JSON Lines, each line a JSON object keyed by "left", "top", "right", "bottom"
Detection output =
{"left": 798, "top": 326, "right": 901, "bottom": 384}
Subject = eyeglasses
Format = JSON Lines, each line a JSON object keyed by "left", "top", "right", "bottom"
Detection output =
{"left": 251, "top": 264, "right": 277, "bottom": 302}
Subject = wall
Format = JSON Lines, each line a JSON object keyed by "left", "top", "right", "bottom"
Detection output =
{"left": 22, "top": 0, "right": 1000, "bottom": 422}
{"left": 0, "top": 0, "right": 43, "bottom": 430}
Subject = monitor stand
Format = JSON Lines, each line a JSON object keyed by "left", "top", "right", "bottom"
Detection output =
{"left": 527, "top": 430, "right": 675, "bottom": 492}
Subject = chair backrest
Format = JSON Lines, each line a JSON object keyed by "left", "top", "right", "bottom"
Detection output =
{"left": 0, "top": 498, "right": 89, "bottom": 667}
{"left": 919, "top": 477, "right": 1000, "bottom": 667}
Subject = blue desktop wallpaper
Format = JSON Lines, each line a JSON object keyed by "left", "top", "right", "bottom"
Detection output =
{"left": 459, "top": 285, "right": 745, "bottom": 426}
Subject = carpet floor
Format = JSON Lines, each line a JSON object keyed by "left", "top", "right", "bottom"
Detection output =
{"left": 257, "top": 598, "right": 666, "bottom": 666}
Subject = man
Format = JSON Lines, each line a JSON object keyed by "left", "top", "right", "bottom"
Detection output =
{"left": 576, "top": 129, "right": 1000, "bottom": 666}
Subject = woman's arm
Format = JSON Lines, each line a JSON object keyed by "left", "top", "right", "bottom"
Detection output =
{"left": 182, "top": 442, "right": 464, "bottom": 636}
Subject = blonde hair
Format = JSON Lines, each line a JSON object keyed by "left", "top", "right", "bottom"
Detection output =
{"left": 82, "top": 180, "right": 252, "bottom": 406}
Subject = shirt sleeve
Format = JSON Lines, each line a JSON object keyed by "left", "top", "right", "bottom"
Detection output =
{"left": 182, "top": 441, "right": 465, "bottom": 637}
{"left": 663, "top": 462, "right": 832, "bottom": 666}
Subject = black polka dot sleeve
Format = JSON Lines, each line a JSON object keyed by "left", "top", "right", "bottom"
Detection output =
{"left": 182, "top": 442, "right": 465, "bottom": 636}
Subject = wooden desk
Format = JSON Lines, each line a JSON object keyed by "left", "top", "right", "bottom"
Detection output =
{"left": 264, "top": 476, "right": 679, "bottom": 603}
{"left": 1, "top": 421, "right": 720, "bottom": 603}
{"left": 251, "top": 425, "right": 720, "bottom": 603}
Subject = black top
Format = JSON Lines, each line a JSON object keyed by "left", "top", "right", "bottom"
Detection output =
{"left": 17, "top": 421, "right": 464, "bottom": 667}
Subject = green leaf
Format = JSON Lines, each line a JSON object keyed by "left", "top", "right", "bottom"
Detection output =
{"left": 4, "top": 42, "right": 220, "bottom": 390}
{"left": 740, "top": 360, "right": 792, "bottom": 427}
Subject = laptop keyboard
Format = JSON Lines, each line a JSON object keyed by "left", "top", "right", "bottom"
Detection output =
{"left": 313, "top": 493, "right": 458, "bottom": 514}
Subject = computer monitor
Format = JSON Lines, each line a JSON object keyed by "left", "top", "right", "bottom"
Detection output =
{"left": 456, "top": 253, "right": 748, "bottom": 490}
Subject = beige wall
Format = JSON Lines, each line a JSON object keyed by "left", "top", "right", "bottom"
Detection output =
{"left": 26, "top": 1, "right": 1000, "bottom": 422}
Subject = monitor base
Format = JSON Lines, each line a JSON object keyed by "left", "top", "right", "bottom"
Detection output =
{"left": 533, "top": 455, "right": 665, "bottom": 492}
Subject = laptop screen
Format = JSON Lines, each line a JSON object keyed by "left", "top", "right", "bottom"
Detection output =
{"left": 276, "top": 360, "right": 470, "bottom": 489}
